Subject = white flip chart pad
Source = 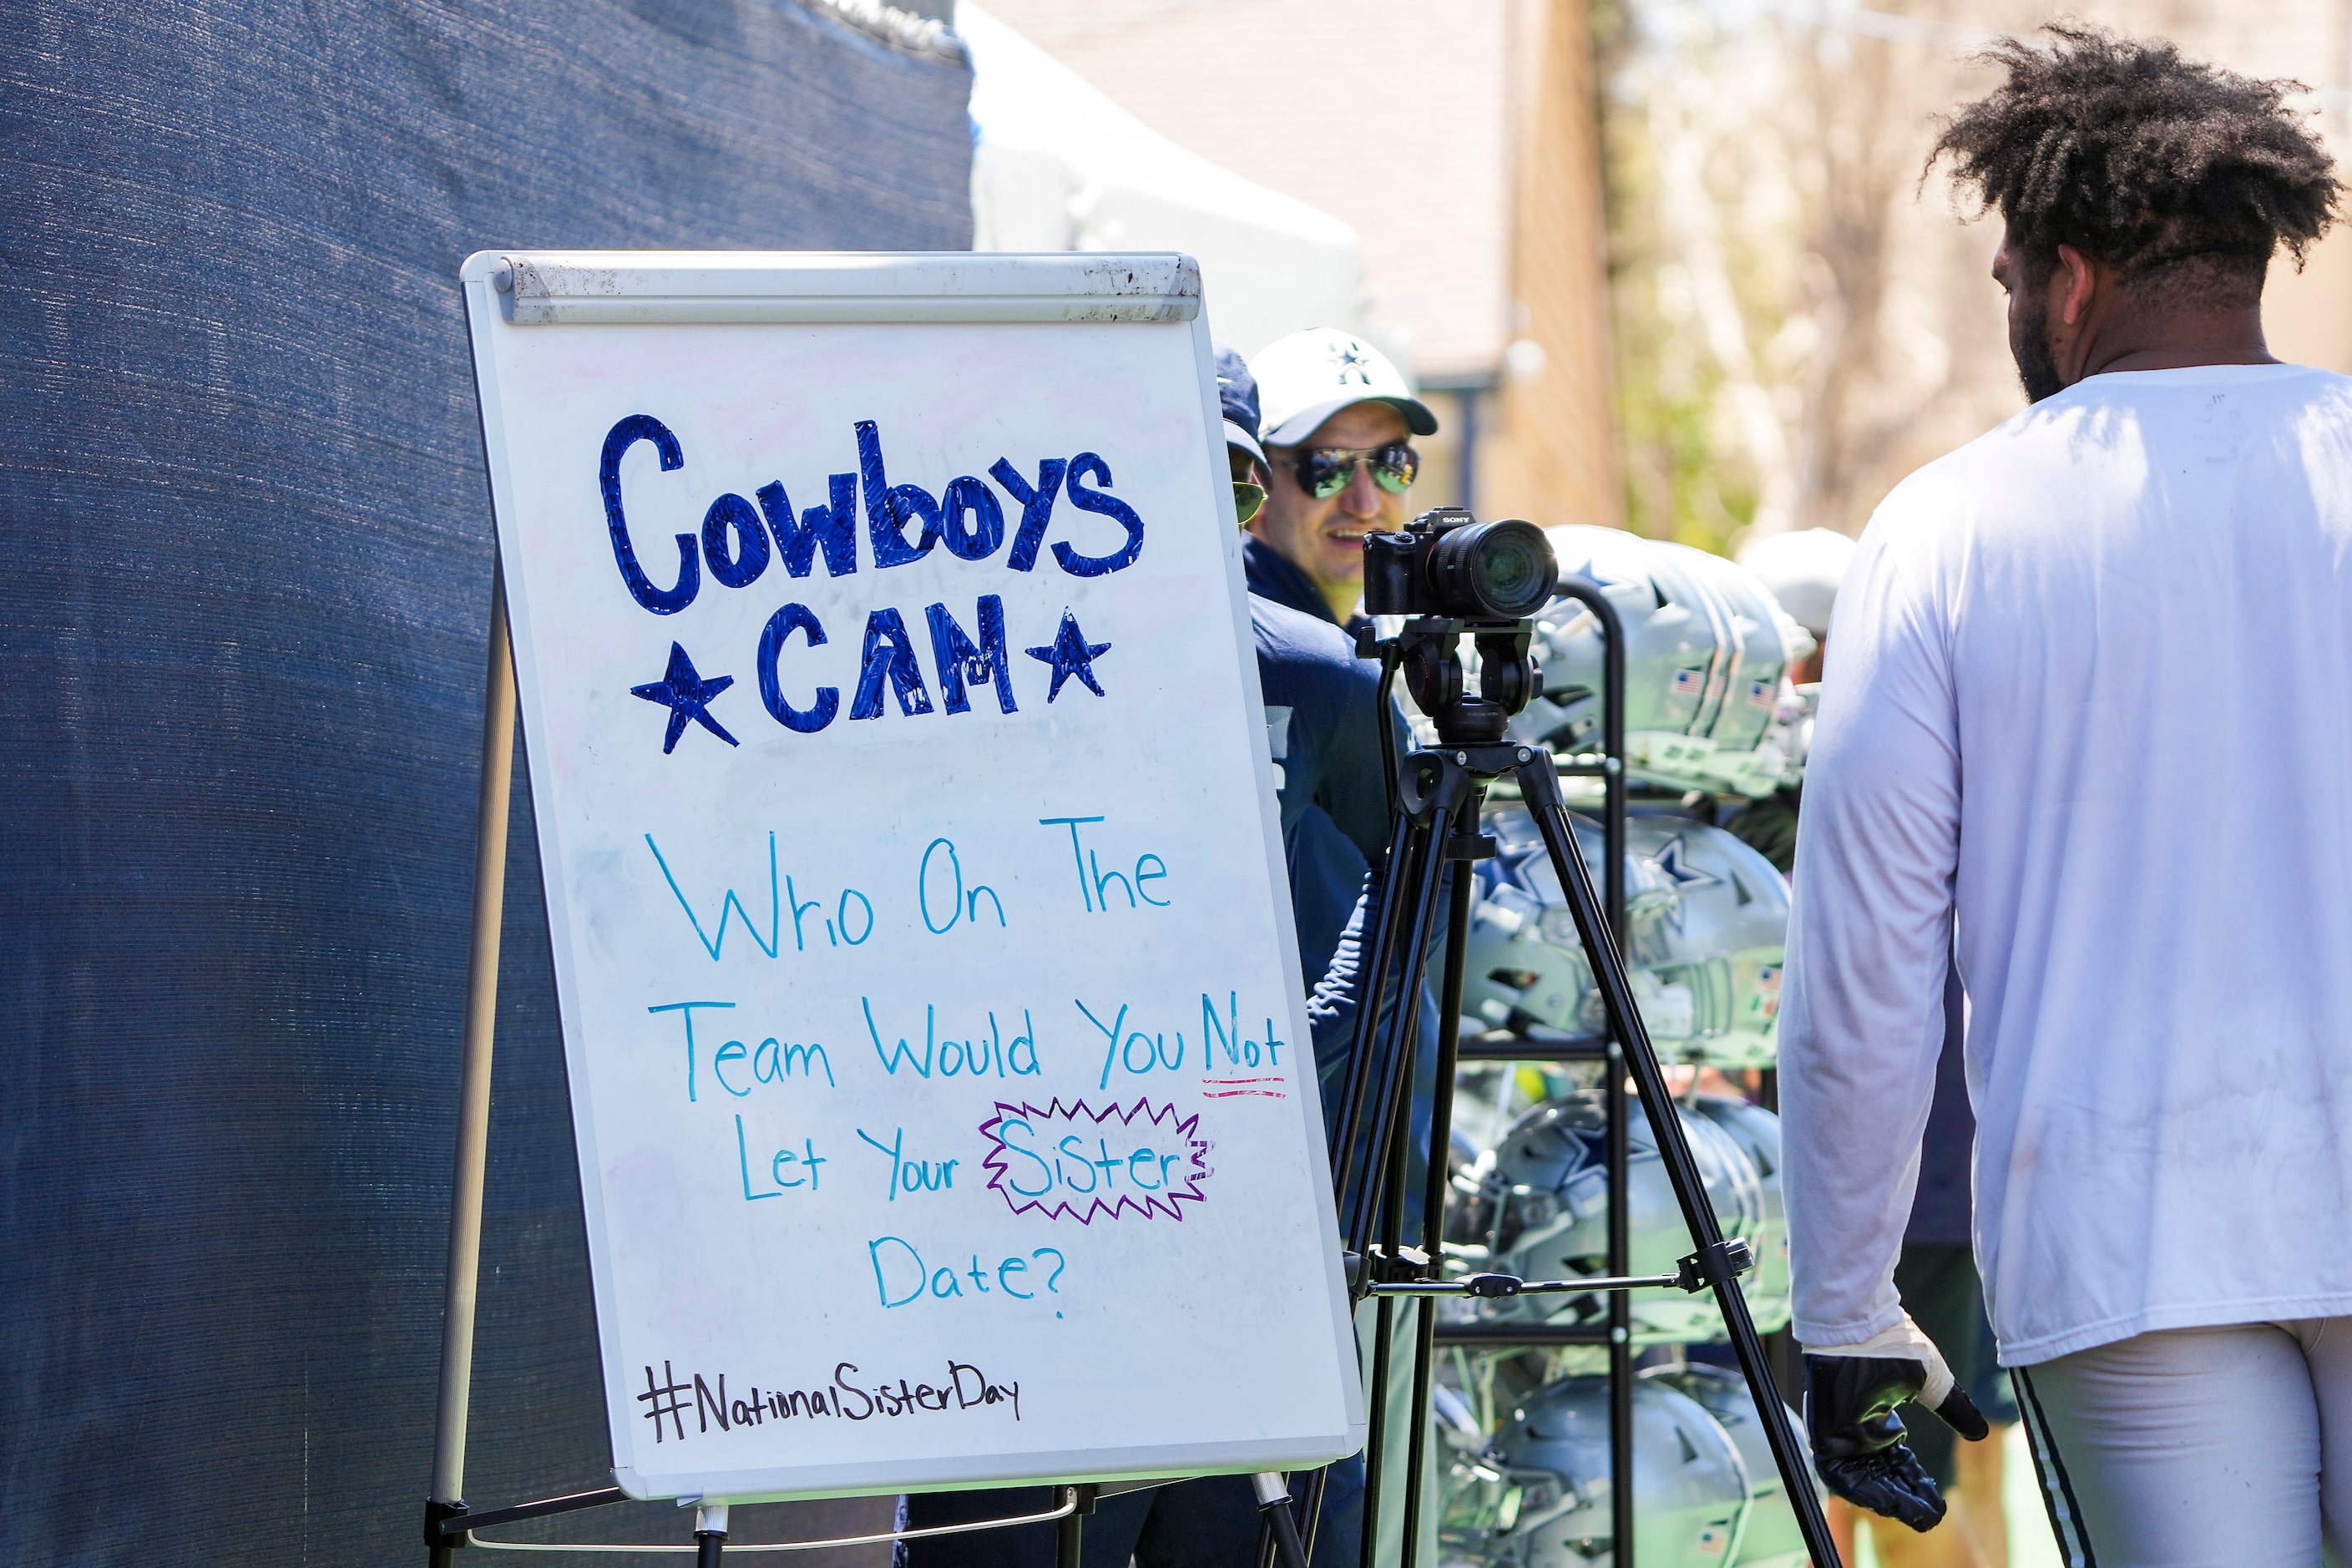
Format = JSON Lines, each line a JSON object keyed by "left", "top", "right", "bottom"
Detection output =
{"left": 459, "top": 251, "right": 1362, "bottom": 1504}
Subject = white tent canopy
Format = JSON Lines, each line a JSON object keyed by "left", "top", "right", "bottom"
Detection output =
{"left": 962, "top": 3, "right": 1365, "bottom": 357}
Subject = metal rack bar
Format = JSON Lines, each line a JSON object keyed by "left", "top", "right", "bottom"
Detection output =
{"left": 1553, "top": 581, "right": 1632, "bottom": 1568}
{"left": 1431, "top": 1323, "right": 1614, "bottom": 1348}
{"left": 1436, "top": 579, "right": 1637, "bottom": 1568}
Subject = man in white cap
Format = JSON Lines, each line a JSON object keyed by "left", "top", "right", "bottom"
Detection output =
{"left": 1245, "top": 329, "right": 1439, "bottom": 631}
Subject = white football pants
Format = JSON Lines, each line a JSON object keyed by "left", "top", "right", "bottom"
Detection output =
{"left": 2015, "top": 1319, "right": 2352, "bottom": 1567}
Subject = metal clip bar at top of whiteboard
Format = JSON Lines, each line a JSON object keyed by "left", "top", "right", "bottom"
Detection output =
{"left": 471, "top": 250, "right": 1202, "bottom": 326}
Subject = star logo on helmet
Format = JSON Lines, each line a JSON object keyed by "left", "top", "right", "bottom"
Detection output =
{"left": 1651, "top": 837, "right": 1721, "bottom": 891}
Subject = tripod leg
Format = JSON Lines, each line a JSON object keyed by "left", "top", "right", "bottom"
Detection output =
{"left": 1357, "top": 1292, "right": 1396, "bottom": 1568}
{"left": 1363, "top": 973, "right": 1429, "bottom": 1568}
{"left": 1347, "top": 800, "right": 1456, "bottom": 1251}
{"left": 1270, "top": 857, "right": 1431, "bottom": 1568}
{"left": 1398, "top": 1295, "right": 1437, "bottom": 1568}
{"left": 1329, "top": 812, "right": 1426, "bottom": 1243}
{"left": 1363, "top": 800, "right": 1474, "bottom": 1568}
{"left": 1418, "top": 858, "right": 1475, "bottom": 1249}
{"left": 1352, "top": 756, "right": 1486, "bottom": 1568}
{"left": 1399, "top": 857, "right": 1477, "bottom": 1568}
{"left": 1515, "top": 753, "right": 1845, "bottom": 1568}
{"left": 1251, "top": 1473, "right": 1313, "bottom": 1568}
{"left": 1290, "top": 787, "right": 1443, "bottom": 1568}
{"left": 1284, "top": 1468, "right": 1330, "bottom": 1568}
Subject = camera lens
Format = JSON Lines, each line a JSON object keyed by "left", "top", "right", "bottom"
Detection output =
{"left": 1425, "top": 519, "right": 1558, "bottom": 620}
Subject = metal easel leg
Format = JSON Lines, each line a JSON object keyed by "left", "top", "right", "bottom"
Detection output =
{"left": 1055, "top": 1484, "right": 1095, "bottom": 1568}
{"left": 425, "top": 568, "right": 518, "bottom": 1565}
{"left": 695, "top": 1500, "right": 730, "bottom": 1564}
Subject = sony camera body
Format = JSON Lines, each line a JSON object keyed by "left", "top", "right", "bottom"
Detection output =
{"left": 1359, "top": 508, "right": 1559, "bottom": 734}
{"left": 1361, "top": 507, "right": 1560, "bottom": 623}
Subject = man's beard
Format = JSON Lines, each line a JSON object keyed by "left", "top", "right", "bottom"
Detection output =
{"left": 2011, "top": 291, "right": 2064, "bottom": 402}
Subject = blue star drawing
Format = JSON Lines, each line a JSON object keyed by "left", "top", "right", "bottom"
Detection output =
{"left": 630, "top": 642, "right": 741, "bottom": 754}
{"left": 1024, "top": 610, "right": 1111, "bottom": 701}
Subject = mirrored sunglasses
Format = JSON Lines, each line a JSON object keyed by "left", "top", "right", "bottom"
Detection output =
{"left": 1292, "top": 443, "right": 1418, "bottom": 500}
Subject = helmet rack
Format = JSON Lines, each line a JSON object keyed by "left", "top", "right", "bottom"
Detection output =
{"left": 1289, "top": 576, "right": 1835, "bottom": 1568}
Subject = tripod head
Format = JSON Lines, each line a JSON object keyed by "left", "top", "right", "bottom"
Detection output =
{"left": 1358, "top": 507, "right": 1559, "bottom": 746}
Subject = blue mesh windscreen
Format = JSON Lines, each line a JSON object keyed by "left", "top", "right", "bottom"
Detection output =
{"left": 0, "top": 2, "right": 972, "bottom": 1558}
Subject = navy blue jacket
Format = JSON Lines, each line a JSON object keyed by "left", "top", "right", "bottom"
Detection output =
{"left": 1245, "top": 534, "right": 1373, "bottom": 642}
{"left": 1248, "top": 593, "right": 1447, "bottom": 1200}
{"left": 1251, "top": 595, "right": 1393, "bottom": 984}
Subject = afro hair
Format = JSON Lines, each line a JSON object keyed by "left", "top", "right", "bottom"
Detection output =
{"left": 1930, "top": 24, "right": 2340, "bottom": 293}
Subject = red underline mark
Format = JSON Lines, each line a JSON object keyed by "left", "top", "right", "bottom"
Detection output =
{"left": 1203, "top": 1089, "right": 1287, "bottom": 1099}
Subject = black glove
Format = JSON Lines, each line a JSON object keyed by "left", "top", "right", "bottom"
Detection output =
{"left": 1802, "top": 1316, "right": 1991, "bottom": 1532}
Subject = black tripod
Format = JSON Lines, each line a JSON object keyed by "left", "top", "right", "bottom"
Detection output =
{"left": 1269, "top": 598, "right": 1844, "bottom": 1568}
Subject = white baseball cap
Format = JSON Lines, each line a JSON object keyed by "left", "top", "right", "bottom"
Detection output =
{"left": 1735, "top": 527, "right": 1858, "bottom": 639}
{"left": 1250, "top": 328, "right": 1439, "bottom": 448}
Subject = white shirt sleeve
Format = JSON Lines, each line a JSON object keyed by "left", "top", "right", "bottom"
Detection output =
{"left": 1780, "top": 504, "right": 1963, "bottom": 1348}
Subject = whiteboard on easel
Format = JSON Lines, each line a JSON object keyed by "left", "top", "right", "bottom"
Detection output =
{"left": 459, "top": 250, "right": 1363, "bottom": 1505}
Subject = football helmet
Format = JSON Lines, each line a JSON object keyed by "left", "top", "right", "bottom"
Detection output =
{"left": 1662, "top": 544, "right": 1809, "bottom": 797}
{"left": 1520, "top": 528, "right": 1814, "bottom": 799}
{"left": 1623, "top": 819, "right": 1789, "bottom": 1069}
{"left": 1462, "top": 807, "right": 1646, "bottom": 1044}
{"left": 1485, "top": 1375, "right": 1749, "bottom": 1568}
{"left": 1642, "top": 1363, "right": 1822, "bottom": 1568}
{"left": 1464, "top": 809, "right": 1789, "bottom": 1068}
{"left": 1464, "top": 1090, "right": 1767, "bottom": 1344}
{"left": 1514, "top": 526, "right": 1726, "bottom": 786}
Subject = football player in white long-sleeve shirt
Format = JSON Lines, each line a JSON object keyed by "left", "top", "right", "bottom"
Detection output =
{"left": 1778, "top": 25, "right": 2352, "bottom": 1565}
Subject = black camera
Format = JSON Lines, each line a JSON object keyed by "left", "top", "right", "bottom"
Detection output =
{"left": 1361, "top": 507, "right": 1559, "bottom": 621}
